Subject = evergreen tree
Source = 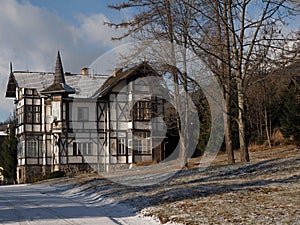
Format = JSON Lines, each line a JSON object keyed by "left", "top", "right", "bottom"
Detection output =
{"left": 280, "top": 87, "right": 300, "bottom": 145}
{"left": 0, "top": 119, "right": 17, "bottom": 184}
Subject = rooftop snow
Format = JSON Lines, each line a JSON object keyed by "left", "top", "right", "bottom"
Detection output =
{"left": 13, "top": 72, "right": 108, "bottom": 99}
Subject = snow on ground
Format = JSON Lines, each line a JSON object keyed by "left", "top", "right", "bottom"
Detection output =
{"left": 44, "top": 145, "right": 299, "bottom": 225}
{"left": 1, "top": 145, "right": 299, "bottom": 225}
{"left": 0, "top": 183, "right": 161, "bottom": 225}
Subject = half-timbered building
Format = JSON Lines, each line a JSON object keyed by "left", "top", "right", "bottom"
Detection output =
{"left": 5, "top": 52, "right": 177, "bottom": 183}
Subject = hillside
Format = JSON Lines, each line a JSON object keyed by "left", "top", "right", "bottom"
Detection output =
{"left": 40, "top": 145, "right": 300, "bottom": 225}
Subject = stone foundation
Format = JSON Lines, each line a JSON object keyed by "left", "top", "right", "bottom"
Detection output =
{"left": 17, "top": 163, "right": 137, "bottom": 183}
{"left": 58, "top": 163, "right": 93, "bottom": 175}
{"left": 17, "top": 163, "right": 94, "bottom": 184}
{"left": 91, "top": 163, "right": 130, "bottom": 173}
{"left": 17, "top": 165, "right": 43, "bottom": 184}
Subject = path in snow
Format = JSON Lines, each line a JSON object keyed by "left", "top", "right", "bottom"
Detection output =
{"left": 0, "top": 183, "right": 160, "bottom": 225}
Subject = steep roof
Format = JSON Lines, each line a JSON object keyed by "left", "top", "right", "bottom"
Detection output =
{"left": 5, "top": 59, "right": 160, "bottom": 100}
{"left": 97, "top": 61, "right": 160, "bottom": 98}
{"left": 4, "top": 51, "right": 108, "bottom": 99}
{"left": 54, "top": 51, "right": 65, "bottom": 84}
{"left": 41, "top": 51, "right": 75, "bottom": 95}
{"left": 5, "top": 62, "right": 16, "bottom": 98}
{"left": 7, "top": 72, "right": 107, "bottom": 99}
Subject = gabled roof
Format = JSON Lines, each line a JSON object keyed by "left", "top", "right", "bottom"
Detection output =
{"left": 5, "top": 62, "right": 17, "bottom": 98}
{"left": 65, "top": 74, "right": 108, "bottom": 98}
{"left": 97, "top": 61, "right": 160, "bottom": 98}
{"left": 6, "top": 71, "right": 107, "bottom": 99}
{"left": 41, "top": 51, "right": 75, "bottom": 95}
{"left": 5, "top": 59, "right": 160, "bottom": 100}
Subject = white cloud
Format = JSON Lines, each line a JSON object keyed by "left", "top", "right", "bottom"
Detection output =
{"left": 0, "top": 0, "right": 124, "bottom": 121}
{"left": 77, "top": 14, "right": 116, "bottom": 45}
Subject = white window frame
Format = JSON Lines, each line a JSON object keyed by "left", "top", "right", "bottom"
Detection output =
{"left": 73, "top": 142, "right": 92, "bottom": 156}
{"left": 134, "top": 132, "right": 151, "bottom": 154}
{"left": 27, "top": 140, "right": 37, "bottom": 157}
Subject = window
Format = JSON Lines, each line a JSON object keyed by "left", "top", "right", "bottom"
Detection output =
{"left": 26, "top": 106, "right": 33, "bottom": 123}
{"left": 73, "top": 142, "right": 79, "bottom": 155}
{"left": 25, "top": 105, "right": 41, "bottom": 123}
{"left": 78, "top": 107, "right": 89, "bottom": 121}
{"left": 17, "top": 141, "right": 25, "bottom": 158}
{"left": 110, "top": 139, "right": 117, "bottom": 155}
{"left": 73, "top": 142, "right": 92, "bottom": 156}
{"left": 17, "top": 106, "right": 24, "bottom": 125}
{"left": 25, "top": 88, "right": 38, "bottom": 96}
{"left": 128, "top": 139, "right": 132, "bottom": 155}
{"left": 27, "top": 140, "right": 37, "bottom": 157}
{"left": 34, "top": 106, "right": 40, "bottom": 123}
{"left": 118, "top": 138, "right": 126, "bottom": 155}
{"left": 18, "top": 89, "right": 23, "bottom": 100}
{"left": 134, "top": 101, "right": 152, "bottom": 120}
{"left": 52, "top": 102, "right": 61, "bottom": 120}
{"left": 25, "top": 89, "right": 33, "bottom": 96}
{"left": 133, "top": 132, "right": 151, "bottom": 155}
{"left": 82, "top": 143, "right": 92, "bottom": 155}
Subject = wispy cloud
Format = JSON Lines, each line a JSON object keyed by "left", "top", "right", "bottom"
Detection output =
{"left": 0, "top": 0, "right": 123, "bottom": 121}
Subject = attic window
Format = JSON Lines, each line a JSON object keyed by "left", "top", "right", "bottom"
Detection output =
{"left": 78, "top": 107, "right": 89, "bottom": 121}
{"left": 25, "top": 89, "right": 33, "bottom": 95}
{"left": 24, "top": 89, "right": 38, "bottom": 96}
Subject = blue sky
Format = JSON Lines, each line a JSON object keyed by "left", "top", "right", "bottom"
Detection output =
{"left": 0, "top": 0, "right": 129, "bottom": 121}
{"left": 0, "top": 0, "right": 299, "bottom": 122}
{"left": 22, "top": 0, "right": 123, "bottom": 25}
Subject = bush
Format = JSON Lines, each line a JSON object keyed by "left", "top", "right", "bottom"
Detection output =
{"left": 47, "top": 171, "right": 65, "bottom": 179}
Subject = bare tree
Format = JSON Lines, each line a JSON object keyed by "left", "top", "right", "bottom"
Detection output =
{"left": 108, "top": 0, "right": 199, "bottom": 167}
{"left": 183, "top": 0, "right": 299, "bottom": 162}
{"left": 106, "top": 0, "right": 300, "bottom": 163}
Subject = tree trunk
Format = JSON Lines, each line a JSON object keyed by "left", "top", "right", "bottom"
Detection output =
{"left": 264, "top": 107, "right": 272, "bottom": 148}
{"left": 225, "top": 87, "right": 234, "bottom": 164}
{"left": 237, "top": 79, "right": 250, "bottom": 162}
{"left": 164, "top": 0, "right": 188, "bottom": 167}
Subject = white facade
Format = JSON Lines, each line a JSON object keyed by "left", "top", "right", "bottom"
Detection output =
{"left": 6, "top": 54, "right": 177, "bottom": 183}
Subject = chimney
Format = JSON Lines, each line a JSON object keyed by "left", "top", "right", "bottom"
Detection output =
{"left": 81, "top": 67, "right": 89, "bottom": 75}
{"left": 114, "top": 68, "right": 123, "bottom": 77}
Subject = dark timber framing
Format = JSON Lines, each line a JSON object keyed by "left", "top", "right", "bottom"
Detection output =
{"left": 6, "top": 54, "right": 179, "bottom": 183}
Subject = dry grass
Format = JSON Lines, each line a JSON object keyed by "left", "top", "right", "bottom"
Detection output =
{"left": 141, "top": 145, "right": 300, "bottom": 224}
{"left": 41, "top": 145, "right": 300, "bottom": 225}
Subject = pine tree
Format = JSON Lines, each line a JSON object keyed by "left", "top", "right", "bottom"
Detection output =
{"left": 280, "top": 87, "right": 300, "bottom": 145}
{"left": 0, "top": 119, "right": 17, "bottom": 184}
